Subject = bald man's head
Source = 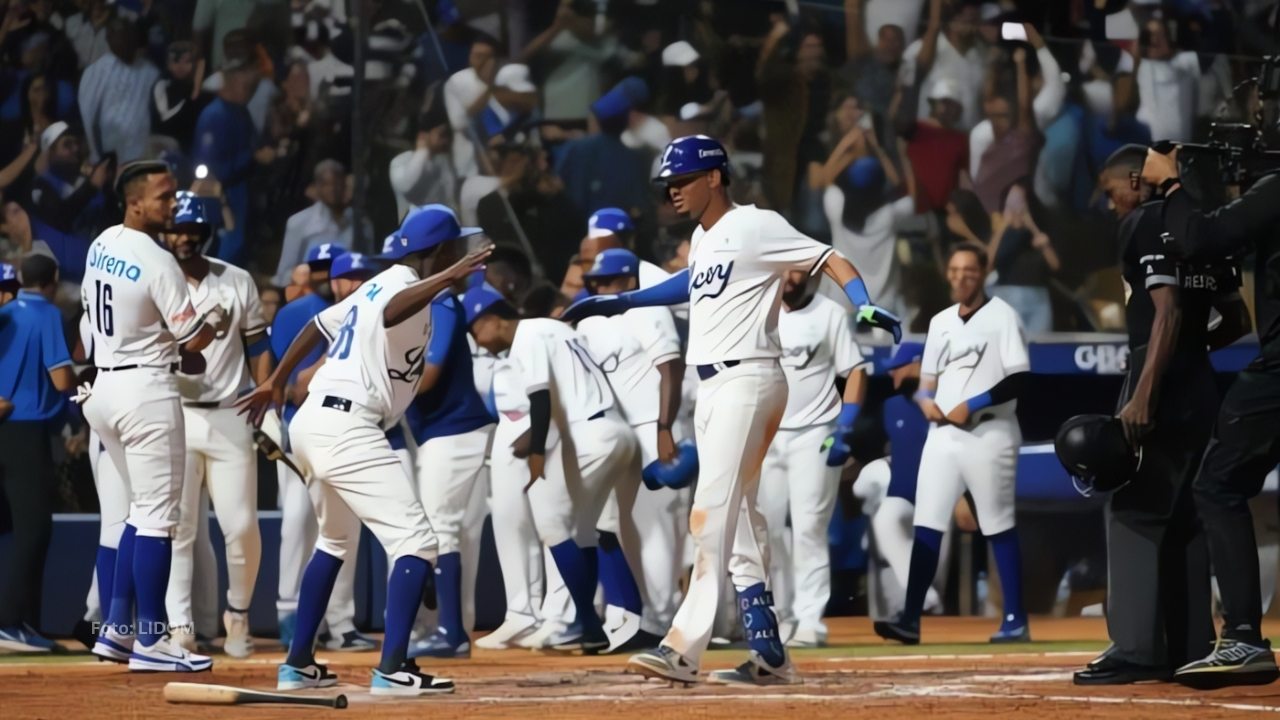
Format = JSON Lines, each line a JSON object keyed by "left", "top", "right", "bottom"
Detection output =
{"left": 578, "top": 234, "right": 623, "bottom": 275}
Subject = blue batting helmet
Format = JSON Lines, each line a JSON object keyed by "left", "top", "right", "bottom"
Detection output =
{"left": 642, "top": 440, "right": 699, "bottom": 491}
{"left": 583, "top": 248, "right": 639, "bottom": 280}
{"left": 653, "top": 134, "right": 729, "bottom": 186}
{"left": 174, "top": 191, "right": 216, "bottom": 229}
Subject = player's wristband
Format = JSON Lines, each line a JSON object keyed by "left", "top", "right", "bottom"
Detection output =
{"left": 913, "top": 389, "right": 935, "bottom": 402}
{"left": 835, "top": 402, "right": 860, "bottom": 427}
{"left": 842, "top": 277, "right": 872, "bottom": 308}
{"left": 965, "top": 391, "right": 994, "bottom": 413}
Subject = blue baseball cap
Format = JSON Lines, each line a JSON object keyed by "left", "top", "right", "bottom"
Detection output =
{"left": 587, "top": 207, "right": 633, "bottom": 238}
{"left": 885, "top": 341, "right": 925, "bottom": 370}
{"left": 305, "top": 242, "right": 348, "bottom": 266}
{"left": 383, "top": 204, "right": 482, "bottom": 260}
{"left": 330, "top": 252, "right": 378, "bottom": 280}
{"left": 654, "top": 134, "right": 729, "bottom": 185}
{"left": 0, "top": 262, "right": 16, "bottom": 288}
{"left": 845, "top": 156, "right": 885, "bottom": 190}
{"left": 462, "top": 282, "right": 511, "bottom": 326}
{"left": 616, "top": 77, "right": 650, "bottom": 106}
{"left": 583, "top": 248, "right": 639, "bottom": 279}
{"left": 590, "top": 85, "right": 632, "bottom": 122}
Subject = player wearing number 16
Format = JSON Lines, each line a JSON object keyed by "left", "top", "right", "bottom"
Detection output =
{"left": 236, "top": 205, "right": 492, "bottom": 696}
{"left": 81, "top": 161, "right": 227, "bottom": 673}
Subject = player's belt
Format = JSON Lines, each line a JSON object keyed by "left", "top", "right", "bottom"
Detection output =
{"left": 321, "top": 395, "right": 353, "bottom": 412}
{"left": 695, "top": 360, "right": 740, "bottom": 381}
{"left": 97, "top": 363, "right": 178, "bottom": 373}
{"left": 183, "top": 401, "right": 223, "bottom": 409}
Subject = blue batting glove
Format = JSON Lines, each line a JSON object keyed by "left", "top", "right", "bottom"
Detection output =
{"left": 560, "top": 293, "right": 630, "bottom": 322}
{"left": 856, "top": 304, "right": 903, "bottom": 343}
{"left": 820, "top": 403, "right": 860, "bottom": 468}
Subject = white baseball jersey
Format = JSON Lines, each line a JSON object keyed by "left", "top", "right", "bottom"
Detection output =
{"left": 81, "top": 225, "right": 203, "bottom": 371}
{"left": 508, "top": 318, "right": 613, "bottom": 423}
{"left": 921, "top": 297, "right": 1029, "bottom": 418}
{"left": 176, "top": 259, "right": 267, "bottom": 404}
{"left": 470, "top": 334, "right": 496, "bottom": 397}
{"left": 578, "top": 305, "right": 681, "bottom": 426}
{"left": 778, "top": 294, "right": 867, "bottom": 430}
{"left": 309, "top": 264, "right": 437, "bottom": 426}
{"left": 686, "top": 205, "right": 834, "bottom": 366}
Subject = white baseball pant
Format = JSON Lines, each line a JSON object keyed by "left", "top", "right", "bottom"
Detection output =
{"left": 663, "top": 359, "right": 787, "bottom": 665}
{"left": 527, "top": 414, "right": 636, "bottom": 549}
{"left": 488, "top": 419, "right": 544, "bottom": 624}
{"left": 914, "top": 418, "right": 1020, "bottom": 535}
{"left": 167, "top": 405, "right": 261, "bottom": 629}
{"left": 856, "top": 458, "right": 944, "bottom": 620}
{"left": 758, "top": 421, "right": 840, "bottom": 638}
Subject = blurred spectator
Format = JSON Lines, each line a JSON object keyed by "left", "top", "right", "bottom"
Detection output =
{"left": 295, "top": 15, "right": 351, "bottom": 101}
{"left": 972, "top": 47, "right": 1037, "bottom": 214}
{"left": 554, "top": 85, "right": 651, "bottom": 233}
{"left": 150, "top": 41, "right": 211, "bottom": 154}
{"left": 901, "top": 78, "right": 969, "bottom": 214}
{"left": 658, "top": 40, "right": 713, "bottom": 119}
{"left": 842, "top": 0, "right": 905, "bottom": 120}
{"left": 864, "top": 0, "right": 926, "bottom": 45}
{"left": 942, "top": 187, "right": 990, "bottom": 249}
{"left": 63, "top": 0, "right": 112, "bottom": 70}
{"left": 193, "top": 0, "right": 273, "bottom": 71}
{"left": 520, "top": 0, "right": 617, "bottom": 123}
{"left": 1135, "top": 17, "right": 1199, "bottom": 143}
{"left": 903, "top": 0, "right": 985, "bottom": 131}
{"left": 273, "top": 159, "right": 368, "bottom": 286}
{"left": 283, "top": 262, "right": 310, "bottom": 302}
{"left": 261, "top": 58, "right": 312, "bottom": 214}
{"left": 4, "top": 0, "right": 81, "bottom": 79}
{"left": 1080, "top": 51, "right": 1151, "bottom": 173}
{"left": 809, "top": 97, "right": 871, "bottom": 191}
{"left": 988, "top": 178, "right": 1059, "bottom": 334}
{"left": 0, "top": 70, "right": 67, "bottom": 197}
{"left": 484, "top": 245, "right": 533, "bottom": 303}
{"left": 28, "top": 122, "right": 108, "bottom": 235}
{"left": 202, "top": 30, "right": 280, "bottom": 136}
{"left": 388, "top": 101, "right": 456, "bottom": 219}
{"left": 78, "top": 17, "right": 158, "bottom": 162}
{"left": 478, "top": 63, "right": 537, "bottom": 143}
{"left": 617, "top": 77, "right": 670, "bottom": 156}
{"left": 444, "top": 32, "right": 499, "bottom": 178}
{"left": 259, "top": 284, "right": 281, "bottom": 326}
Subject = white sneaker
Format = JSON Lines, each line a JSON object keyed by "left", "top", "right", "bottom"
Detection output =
{"left": 223, "top": 610, "right": 254, "bottom": 659}
{"left": 370, "top": 664, "right": 455, "bottom": 696}
{"left": 92, "top": 625, "right": 133, "bottom": 663}
{"left": 278, "top": 662, "right": 339, "bottom": 690}
{"left": 706, "top": 650, "right": 800, "bottom": 686}
{"left": 604, "top": 610, "right": 642, "bottom": 653}
{"left": 475, "top": 615, "right": 539, "bottom": 650}
{"left": 517, "top": 620, "right": 570, "bottom": 649}
{"left": 128, "top": 636, "right": 213, "bottom": 672}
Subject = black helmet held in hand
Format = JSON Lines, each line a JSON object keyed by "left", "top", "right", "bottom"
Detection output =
{"left": 1055, "top": 414, "right": 1143, "bottom": 497}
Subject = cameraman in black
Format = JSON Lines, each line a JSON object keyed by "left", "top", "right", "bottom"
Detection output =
{"left": 1142, "top": 140, "right": 1280, "bottom": 687}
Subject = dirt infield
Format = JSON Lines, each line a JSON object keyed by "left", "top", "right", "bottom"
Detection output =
{"left": 4, "top": 617, "right": 1280, "bottom": 719}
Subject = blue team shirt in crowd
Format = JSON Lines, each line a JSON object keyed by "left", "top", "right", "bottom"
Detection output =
{"left": 883, "top": 394, "right": 929, "bottom": 504}
{"left": 270, "top": 292, "right": 330, "bottom": 423}
{"left": 0, "top": 290, "right": 72, "bottom": 421}
{"left": 404, "top": 294, "right": 493, "bottom": 445}
{"left": 194, "top": 97, "right": 255, "bottom": 266}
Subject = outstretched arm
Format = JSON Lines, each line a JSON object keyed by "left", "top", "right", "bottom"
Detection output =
{"left": 384, "top": 246, "right": 492, "bottom": 327}
{"left": 821, "top": 252, "right": 902, "bottom": 341}
{"left": 560, "top": 269, "right": 690, "bottom": 322}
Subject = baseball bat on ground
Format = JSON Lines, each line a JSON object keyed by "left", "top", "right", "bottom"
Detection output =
{"left": 163, "top": 682, "right": 348, "bottom": 709}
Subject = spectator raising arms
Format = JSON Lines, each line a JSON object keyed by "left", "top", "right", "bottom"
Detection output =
{"left": 902, "top": 0, "right": 984, "bottom": 130}
{"left": 902, "top": 78, "right": 969, "bottom": 214}
{"left": 972, "top": 47, "right": 1038, "bottom": 214}
{"left": 988, "top": 179, "right": 1060, "bottom": 334}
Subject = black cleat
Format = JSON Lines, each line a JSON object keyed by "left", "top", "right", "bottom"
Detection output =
{"left": 873, "top": 616, "right": 920, "bottom": 645}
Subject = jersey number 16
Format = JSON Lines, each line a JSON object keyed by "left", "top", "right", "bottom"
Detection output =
{"left": 94, "top": 280, "right": 114, "bottom": 337}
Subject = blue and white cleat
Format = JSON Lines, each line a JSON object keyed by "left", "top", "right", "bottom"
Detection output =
{"left": 370, "top": 662, "right": 455, "bottom": 696}
{"left": 628, "top": 645, "right": 700, "bottom": 685}
{"left": 990, "top": 615, "right": 1031, "bottom": 644}
{"left": 128, "top": 636, "right": 213, "bottom": 672}
{"left": 0, "top": 624, "right": 58, "bottom": 652}
{"left": 92, "top": 625, "right": 134, "bottom": 663}
{"left": 278, "top": 662, "right": 339, "bottom": 690}
{"left": 323, "top": 630, "right": 379, "bottom": 652}
{"left": 408, "top": 630, "right": 471, "bottom": 659}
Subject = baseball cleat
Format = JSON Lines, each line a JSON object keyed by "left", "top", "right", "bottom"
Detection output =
{"left": 604, "top": 629, "right": 664, "bottom": 655}
{"left": 92, "top": 625, "right": 134, "bottom": 663}
{"left": 519, "top": 620, "right": 576, "bottom": 649}
{"left": 475, "top": 615, "right": 539, "bottom": 650}
{"left": 628, "top": 645, "right": 699, "bottom": 684}
{"left": 408, "top": 631, "right": 471, "bottom": 659}
{"left": 323, "top": 630, "right": 379, "bottom": 652}
{"left": 873, "top": 615, "right": 920, "bottom": 645}
{"left": 552, "top": 625, "right": 610, "bottom": 654}
{"left": 222, "top": 610, "right": 254, "bottom": 659}
{"left": 0, "top": 624, "right": 57, "bottom": 653}
{"left": 602, "top": 611, "right": 642, "bottom": 654}
{"left": 278, "top": 662, "right": 339, "bottom": 690}
{"left": 989, "top": 616, "right": 1031, "bottom": 644}
{"left": 128, "top": 636, "right": 213, "bottom": 672}
{"left": 1174, "top": 638, "right": 1280, "bottom": 689}
{"left": 370, "top": 662, "right": 456, "bottom": 696}
{"left": 707, "top": 650, "right": 801, "bottom": 686}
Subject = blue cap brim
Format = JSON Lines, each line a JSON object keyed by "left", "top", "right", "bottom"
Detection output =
{"left": 376, "top": 227, "right": 485, "bottom": 261}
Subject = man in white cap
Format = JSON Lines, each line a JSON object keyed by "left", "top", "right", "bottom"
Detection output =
{"left": 901, "top": 78, "right": 970, "bottom": 214}
{"left": 29, "top": 122, "right": 111, "bottom": 234}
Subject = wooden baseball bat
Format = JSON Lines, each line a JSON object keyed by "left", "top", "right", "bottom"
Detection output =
{"left": 163, "top": 682, "right": 348, "bottom": 709}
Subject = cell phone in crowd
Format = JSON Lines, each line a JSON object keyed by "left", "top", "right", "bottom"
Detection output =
{"left": 1001, "top": 22, "right": 1028, "bottom": 42}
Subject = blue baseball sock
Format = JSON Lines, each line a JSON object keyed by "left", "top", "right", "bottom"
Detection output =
{"left": 548, "top": 539, "right": 602, "bottom": 634}
{"left": 988, "top": 528, "right": 1026, "bottom": 626}
{"left": 736, "top": 582, "right": 786, "bottom": 668}
{"left": 95, "top": 545, "right": 117, "bottom": 628}
{"left": 286, "top": 550, "right": 343, "bottom": 668}
{"left": 902, "top": 526, "right": 943, "bottom": 626}
{"left": 433, "top": 552, "right": 466, "bottom": 645}
{"left": 132, "top": 534, "right": 172, "bottom": 647}
{"left": 597, "top": 532, "right": 642, "bottom": 614}
{"left": 105, "top": 524, "right": 136, "bottom": 636}
{"left": 381, "top": 556, "right": 431, "bottom": 674}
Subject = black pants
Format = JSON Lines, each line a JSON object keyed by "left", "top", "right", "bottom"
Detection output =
{"left": 0, "top": 420, "right": 55, "bottom": 629}
{"left": 1106, "top": 360, "right": 1217, "bottom": 667}
{"left": 1195, "top": 367, "right": 1280, "bottom": 644}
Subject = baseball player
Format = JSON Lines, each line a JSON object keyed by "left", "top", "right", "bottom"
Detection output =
{"left": 239, "top": 205, "right": 489, "bottom": 695}
{"left": 466, "top": 282, "right": 639, "bottom": 653}
{"left": 758, "top": 270, "right": 868, "bottom": 648}
{"left": 399, "top": 211, "right": 498, "bottom": 661}
{"left": 269, "top": 243, "right": 377, "bottom": 653}
{"left": 875, "top": 243, "right": 1030, "bottom": 646}
{"left": 82, "top": 161, "right": 224, "bottom": 672}
{"left": 562, "top": 134, "right": 900, "bottom": 685}
{"left": 162, "top": 192, "right": 269, "bottom": 658}
{"left": 578, "top": 247, "right": 686, "bottom": 651}
{"left": 578, "top": 208, "right": 671, "bottom": 287}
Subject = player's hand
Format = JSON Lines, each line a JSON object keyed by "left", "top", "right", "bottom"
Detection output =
{"left": 559, "top": 293, "right": 630, "bottom": 322}
{"left": 523, "top": 452, "right": 546, "bottom": 493}
{"left": 657, "top": 426, "right": 677, "bottom": 464}
{"left": 1116, "top": 395, "right": 1153, "bottom": 446}
{"left": 236, "top": 376, "right": 285, "bottom": 428}
{"left": 919, "top": 399, "right": 946, "bottom": 424}
{"left": 69, "top": 382, "right": 93, "bottom": 405}
{"left": 855, "top": 304, "right": 902, "bottom": 343}
{"left": 445, "top": 244, "right": 495, "bottom": 283}
{"left": 0, "top": 396, "right": 12, "bottom": 423}
{"left": 821, "top": 424, "right": 855, "bottom": 468}
{"left": 945, "top": 402, "right": 971, "bottom": 426}
{"left": 510, "top": 428, "right": 532, "bottom": 459}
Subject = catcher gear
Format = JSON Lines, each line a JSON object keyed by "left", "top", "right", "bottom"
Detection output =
{"left": 1055, "top": 414, "right": 1142, "bottom": 497}
{"left": 641, "top": 439, "right": 699, "bottom": 490}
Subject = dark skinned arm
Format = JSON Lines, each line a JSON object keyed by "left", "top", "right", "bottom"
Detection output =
{"left": 655, "top": 358, "right": 685, "bottom": 463}
{"left": 382, "top": 246, "right": 492, "bottom": 328}
{"left": 236, "top": 321, "right": 325, "bottom": 427}
{"left": 1117, "top": 285, "right": 1181, "bottom": 444}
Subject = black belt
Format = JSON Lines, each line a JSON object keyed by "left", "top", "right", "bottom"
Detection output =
{"left": 183, "top": 401, "right": 223, "bottom": 409}
{"left": 322, "top": 395, "right": 353, "bottom": 412}
{"left": 98, "top": 363, "right": 178, "bottom": 373}
{"left": 696, "top": 360, "right": 740, "bottom": 381}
